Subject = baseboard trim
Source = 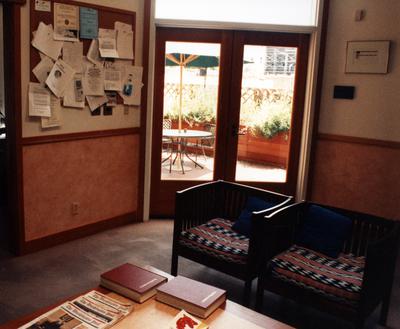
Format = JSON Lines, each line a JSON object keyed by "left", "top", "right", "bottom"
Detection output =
{"left": 19, "top": 212, "right": 137, "bottom": 255}
{"left": 318, "top": 133, "right": 400, "bottom": 149}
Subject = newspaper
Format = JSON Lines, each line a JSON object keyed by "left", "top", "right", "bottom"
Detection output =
{"left": 61, "top": 302, "right": 108, "bottom": 329}
{"left": 83, "top": 291, "right": 132, "bottom": 315}
{"left": 18, "top": 290, "right": 133, "bottom": 329}
{"left": 18, "top": 303, "right": 96, "bottom": 329}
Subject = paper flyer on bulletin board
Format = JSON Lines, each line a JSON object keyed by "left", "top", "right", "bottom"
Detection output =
{"left": 28, "top": 1, "right": 139, "bottom": 135}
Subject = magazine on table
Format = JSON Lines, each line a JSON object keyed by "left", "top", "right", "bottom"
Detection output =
{"left": 18, "top": 290, "right": 133, "bottom": 329}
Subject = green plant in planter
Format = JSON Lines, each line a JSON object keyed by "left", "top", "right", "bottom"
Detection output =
{"left": 250, "top": 105, "right": 291, "bottom": 139}
{"left": 163, "top": 87, "right": 217, "bottom": 126}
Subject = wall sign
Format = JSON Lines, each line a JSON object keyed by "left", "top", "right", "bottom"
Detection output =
{"left": 345, "top": 40, "right": 390, "bottom": 74}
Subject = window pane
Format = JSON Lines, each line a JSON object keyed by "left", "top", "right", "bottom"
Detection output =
{"left": 161, "top": 42, "right": 220, "bottom": 181}
{"left": 155, "top": 0, "right": 318, "bottom": 27}
{"left": 235, "top": 45, "right": 297, "bottom": 183}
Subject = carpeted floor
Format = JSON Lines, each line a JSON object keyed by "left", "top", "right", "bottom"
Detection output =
{"left": 0, "top": 220, "right": 399, "bottom": 328}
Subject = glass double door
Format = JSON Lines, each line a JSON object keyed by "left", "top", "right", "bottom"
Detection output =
{"left": 150, "top": 28, "right": 309, "bottom": 217}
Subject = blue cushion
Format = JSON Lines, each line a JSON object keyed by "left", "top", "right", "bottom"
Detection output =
{"left": 232, "top": 197, "right": 276, "bottom": 237}
{"left": 297, "top": 205, "right": 352, "bottom": 258}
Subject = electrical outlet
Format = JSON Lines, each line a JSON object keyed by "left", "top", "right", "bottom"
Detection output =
{"left": 71, "top": 202, "right": 79, "bottom": 216}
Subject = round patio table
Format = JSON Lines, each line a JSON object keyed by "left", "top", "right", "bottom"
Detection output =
{"left": 162, "top": 129, "right": 213, "bottom": 174}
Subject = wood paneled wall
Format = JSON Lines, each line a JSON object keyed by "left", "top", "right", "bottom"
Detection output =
{"left": 23, "top": 134, "right": 140, "bottom": 241}
{"left": 310, "top": 135, "right": 400, "bottom": 220}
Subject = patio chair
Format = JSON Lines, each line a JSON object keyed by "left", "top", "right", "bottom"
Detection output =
{"left": 255, "top": 201, "right": 400, "bottom": 329}
{"left": 162, "top": 119, "right": 173, "bottom": 164}
{"left": 198, "top": 123, "right": 216, "bottom": 160}
{"left": 171, "top": 180, "right": 293, "bottom": 304}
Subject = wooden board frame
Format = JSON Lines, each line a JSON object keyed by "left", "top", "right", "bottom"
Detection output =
{"left": 2, "top": 0, "right": 147, "bottom": 255}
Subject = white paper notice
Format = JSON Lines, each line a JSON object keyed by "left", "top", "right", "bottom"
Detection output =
{"left": 45, "top": 59, "right": 75, "bottom": 98}
{"left": 42, "top": 95, "right": 61, "bottom": 128}
{"left": 63, "top": 73, "right": 85, "bottom": 108}
{"left": 86, "top": 95, "right": 107, "bottom": 112}
{"left": 114, "top": 21, "right": 132, "bottom": 32}
{"left": 53, "top": 3, "right": 79, "bottom": 42}
{"left": 32, "top": 55, "right": 54, "bottom": 84}
{"left": 83, "top": 66, "right": 104, "bottom": 96}
{"left": 98, "top": 28, "right": 119, "bottom": 58}
{"left": 28, "top": 82, "right": 51, "bottom": 117}
{"left": 119, "top": 66, "right": 143, "bottom": 106}
{"left": 87, "top": 39, "right": 104, "bottom": 67}
{"left": 104, "top": 67, "right": 122, "bottom": 91}
{"left": 62, "top": 42, "right": 83, "bottom": 72}
{"left": 31, "top": 22, "right": 63, "bottom": 61}
{"left": 35, "top": 0, "right": 51, "bottom": 12}
{"left": 115, "top": 21, "right": 134, "bottom": 60}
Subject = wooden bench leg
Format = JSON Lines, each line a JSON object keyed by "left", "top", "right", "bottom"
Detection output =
{"left": 255, "top": 277, "right": 265, "bottom": 311}
{"left": 379, "top": 295, "right": 391, "bottom": 325}
{"left": 171, "top": 251, "right": 178, "bottom": 276}
{"left": 354, "top": 317, "right": 364, "bottom": 329}
{"left": 243, "top": 279, "right": 252, "bottom": 306}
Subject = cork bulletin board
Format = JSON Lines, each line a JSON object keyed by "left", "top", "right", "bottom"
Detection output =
{"left": 24, "top": 0, "right": 139, "bottom": 137}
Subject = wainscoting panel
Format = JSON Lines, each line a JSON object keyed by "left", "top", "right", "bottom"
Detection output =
{"left": 311, "top": 137, "right": 400, "bottom": 220}
{"left": 23, "top": 134, "right": 139, "bottom": 241}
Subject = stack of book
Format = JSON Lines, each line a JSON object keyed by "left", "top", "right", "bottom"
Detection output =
{"left": 19, "top": 290, "right": 133, "bottom": 329}
{"left": 100, "top": 263, "right": 168, "bottom": 303}
{"left": 156, "top": 275, "right": 226, "bottom": 318}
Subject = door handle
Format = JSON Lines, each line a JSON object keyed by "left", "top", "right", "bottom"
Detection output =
{"left": 231, "top": 125, "right": 246, "bottom": 136}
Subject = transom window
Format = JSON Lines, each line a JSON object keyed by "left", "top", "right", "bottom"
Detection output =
{"left": 155, "top": 0, "right": 318, "bottom": 27}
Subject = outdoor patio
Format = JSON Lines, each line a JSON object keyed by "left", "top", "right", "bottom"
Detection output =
{"left": 161, "top": 152, "right": 286, "bottom": 182}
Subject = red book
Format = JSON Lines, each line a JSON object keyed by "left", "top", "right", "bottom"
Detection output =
{"left": 100, "top": 263, "right": 168, "bottom": 303}
{"left": 156, "top": 276, "right": 226, "bottom": 318}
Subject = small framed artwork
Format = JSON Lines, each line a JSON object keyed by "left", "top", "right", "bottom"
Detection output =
{"left": 345, "top": 40, "right": 390, "bottom": 74}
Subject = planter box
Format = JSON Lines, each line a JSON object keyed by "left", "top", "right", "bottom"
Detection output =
{"left": 238, "top": 132, "right": 289, "bottom": 167}
{"left": 167, "top": 120, "right": 289, "bottom": 166}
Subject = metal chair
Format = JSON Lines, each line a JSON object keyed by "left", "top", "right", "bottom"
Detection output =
{"left": 162, "top": 119, "right": 173, "bottom": 164}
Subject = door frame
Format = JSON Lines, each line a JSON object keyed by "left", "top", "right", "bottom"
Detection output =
{"left": 150, "top": 27, "right": 310, "bottom": 216}
{"left": 2, "top": 2, "right": 25, "bottom": 254}
{"left": 150, "top": 27, "right": 233, "bottom": 217}
{"left": 224, "top": 31, "right": 310, "bottom": 194}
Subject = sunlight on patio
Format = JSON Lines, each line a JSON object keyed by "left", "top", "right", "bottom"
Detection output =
{"left": 161, "top": 153, "right": 286, "bottom": 182}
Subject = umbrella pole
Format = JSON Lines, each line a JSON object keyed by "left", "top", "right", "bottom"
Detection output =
{"left": 179, "top": 62, "right": 183, "bottom": 132}
{"left": 176, "top": 60, "right": 184, "bottom": 173}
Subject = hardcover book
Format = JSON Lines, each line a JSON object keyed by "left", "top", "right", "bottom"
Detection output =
{"left": 100, "top": 263, "right": 168, "bottom": 303}
{"left": 156, "top": 276, "right": 226, "bottom": 318}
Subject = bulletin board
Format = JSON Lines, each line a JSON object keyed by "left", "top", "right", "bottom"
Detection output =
{"left": 24, "top": 0, "right": 140, "bottom": 137}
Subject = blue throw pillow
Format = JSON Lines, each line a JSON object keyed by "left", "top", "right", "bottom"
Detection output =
{"left": 296, "top": 205, "right": 352, "bottom": 258}
{"left": 232, "top": 197, "right": 276, "bottom": 237}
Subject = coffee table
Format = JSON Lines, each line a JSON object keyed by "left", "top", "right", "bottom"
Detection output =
{"left": 0, "top": 266, "right": 293, "bottom": 329}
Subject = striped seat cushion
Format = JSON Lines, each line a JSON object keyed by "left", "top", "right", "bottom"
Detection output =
{"left": 179, "top": 218, "right": 249, "bottom": 264}
{"left": 270, "top": 245, "right": 365, "bottom": 306}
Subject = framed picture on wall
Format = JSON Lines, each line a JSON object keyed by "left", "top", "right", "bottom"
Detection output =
{"left": 345, "top": 40, "right": 390, "bottom": 74}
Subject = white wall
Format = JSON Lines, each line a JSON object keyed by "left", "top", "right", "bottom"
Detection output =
{"left": 319, "top": 0, "right": 400, "bottom": 142}
{"left": 20, "top": 0, "right": 144, "bottom": 137}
